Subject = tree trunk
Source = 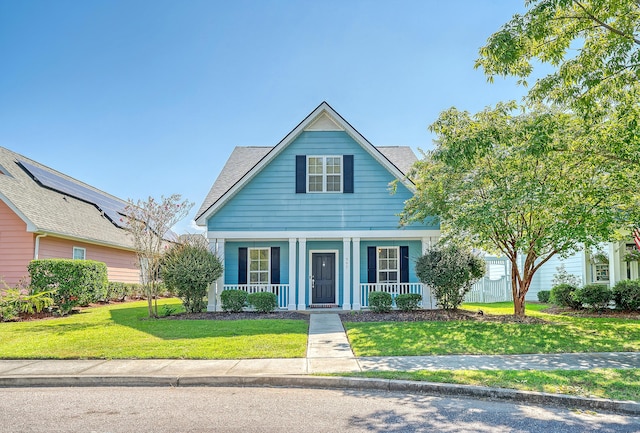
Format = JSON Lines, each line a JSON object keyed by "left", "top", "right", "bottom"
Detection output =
{"left": 514, "top": 294, "right": 526, "bottom": 318}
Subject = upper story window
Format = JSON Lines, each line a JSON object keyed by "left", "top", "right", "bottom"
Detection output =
{"left": 307, "top": 156, "right": 342, "bottom": 193}
{"left": 296, "top": 155, "right": 353, "bottom": 194}
{"left": 377, "top": 247, "right": 399, "bottom": 283}
{"left": 73, "top": 247, "right": 86, "bottom": 260}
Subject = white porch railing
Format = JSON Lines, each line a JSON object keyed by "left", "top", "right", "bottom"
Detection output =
{"left": 223, "top": 284, "right": 290, "bottom": 309}
{"left": 360, "top": 283, "right": 433, "bottom": 309}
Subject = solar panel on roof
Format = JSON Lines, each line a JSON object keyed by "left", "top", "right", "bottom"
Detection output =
{"left": 18, "top": 159, "right": 128, "bottom": 228}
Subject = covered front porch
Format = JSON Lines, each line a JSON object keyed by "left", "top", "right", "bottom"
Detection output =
{"left": 206, "top": 230, "right": 439, "bottom": 311}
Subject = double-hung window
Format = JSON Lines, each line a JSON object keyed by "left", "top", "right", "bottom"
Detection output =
{"left": 307, "top": 156, "right": 342, "bottom": 193}
{"left": 377, "top": 247, "right": 399, "bottom": 283}
{"left": 248, "top": 248, "right": 270, "bottom": 285}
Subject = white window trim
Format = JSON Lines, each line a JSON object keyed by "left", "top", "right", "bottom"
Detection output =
{"left": 593, "top": 263, "right": 610, "bottom": 283}
{"left": 377, "top": 246, "right": 399, "bottom": 284}
{"left": 248, "top": 247, "right": 270, "bottom": 285}
{"left": 306, "top": 155, "right": 343, "bottom": 193}
{"left": 73, "top": 247, "right": 86, "bottom": 260}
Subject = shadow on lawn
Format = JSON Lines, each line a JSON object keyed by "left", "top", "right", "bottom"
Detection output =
{"left": 108, "top": 303, "right": 309, "bottom": 340}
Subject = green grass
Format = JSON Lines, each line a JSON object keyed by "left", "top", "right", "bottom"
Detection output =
{"left": 0, "top": 299, "right": 308, "bottom": 359}
{"left": 337, "top": 369, "right": 640, "bottom": 402}
{"left": 344, "top": 302, "right": 640, "bottom": 356}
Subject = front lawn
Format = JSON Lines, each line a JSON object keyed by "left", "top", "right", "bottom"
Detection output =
{"left": 343, "top": 302, "right": 640, "bottom": 356}
{"left": 337, "top": 368, "right": 640, "bottom": 402}
{"left": 0, "top": 299, "right": 308, "bottom": 359}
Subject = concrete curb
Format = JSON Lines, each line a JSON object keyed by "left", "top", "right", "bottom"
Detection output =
{"left": 1, "top": 375, "right": 638, "bottom": 415}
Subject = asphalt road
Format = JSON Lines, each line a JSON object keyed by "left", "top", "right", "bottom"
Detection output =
{"left": 1, "top": 386, "right": 639, "bottom": 433}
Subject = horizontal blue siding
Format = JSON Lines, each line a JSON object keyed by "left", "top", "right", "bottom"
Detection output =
{"left": 208, "top": 131, "right": 436, "bottom": 232}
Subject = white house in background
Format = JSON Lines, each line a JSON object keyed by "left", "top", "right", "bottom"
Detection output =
{"left": 526, "top": 239, "right": 640, "bottom": 300}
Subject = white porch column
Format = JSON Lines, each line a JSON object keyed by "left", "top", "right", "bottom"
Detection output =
{"left": 352, "top": 237, "right": 361, "bottom": 310}
{"left": 422, "top": 237, "right": 430, "bottom": 255}
{"left": 288, "top": 238, "right": 297, "bottom": 310}
{"left": 343, "top": 237, "right": 351, "bottom": 310}
{"left": 297, "top": 238, "right": 307, "bottom": 310}
{"left": 208, "top": 238, "right": 225, "bottom": 312}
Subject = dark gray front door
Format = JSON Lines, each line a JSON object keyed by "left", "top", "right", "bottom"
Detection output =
{"left": 312, "top": 253, "right": 335, "bottom": 304}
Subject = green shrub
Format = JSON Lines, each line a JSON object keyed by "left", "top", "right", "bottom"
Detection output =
{"left": 612, "top": 279, "right": 640, "bottom": 310}
{"left": 395, "top": 293, "right": 422, "bottom": 311}
{"left": 220, "top": 289, "right": 248, "bottom": 313}
{"left": 105, "top": 282, "right": 146, "bottom": 302}
{"left": 0, "top": 279, "right": 55, "bottom": 322}
{"left": 161, "top": 243, "right": 223, "bottom": 313}
{"left": 248, "top": 292, "right": 278, "bottom": 313}
{"left": 28, "top": 259, "right": 108, "bottom": 315}
{"left": 537, "top": 290, "right": 551, "bottom": 303}
{"left": 415, "top": 244, "right": 485, "bottom": 310}
{"left": 369, "top": 291, "right": 392, "bottom": 313}
{"left": 573, "top": 283, "right": 612, "bottom": 312}
{"left": 550, "top": 283, "right": 581, "bottom": 309}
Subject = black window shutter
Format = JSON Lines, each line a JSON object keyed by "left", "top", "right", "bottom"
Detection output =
{"left": 270, "top": 247, "right": 280, "bottom": 284}
{"left": 400, "top": 246, "right": 409, "bottom": 283}
{"left": 238, "top": 247, "right": 247, "bottom": 284}
{"left": 295, "top": 155, "right": 306, "bottom": 193}
{"left": 367, "top": 246, "right": 377, "bottom": 283}
{"left": 343, "top": 155, "right": 354, "bottom": 193}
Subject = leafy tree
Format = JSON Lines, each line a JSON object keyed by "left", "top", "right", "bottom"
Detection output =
{"left": 476, "top": 0, "right": 640, "bottom": 115}
{"left": 161, "top": 242, "right": 223, "bottom": 313}
{"left": 476, "top": 0, "right": 640, "bottom": 181}
{"left": 415, "top": 244, "right": 485, "bottom": 310}
{"left": 123, "top": 194, "right": 193, "bottom": 318}
{"left": 402, "top": 103, "right": 635, "bottom": 317}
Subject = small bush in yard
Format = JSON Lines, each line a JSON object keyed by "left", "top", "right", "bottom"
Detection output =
{"left": 220, "top": 289, "right": 248, "bottom": 313}
{"left": 161, "top": 243, "right": 223, "bottom": 313}
{"left": 395, "top": 293, "right": 422, "bottom": 311}
{"left": 537, "top": 290, "right": 551, "bottom": 303}
{"left": 550, "top": 283, "right": 581, "bottom": 309}
{"left": 612, "top": 279, "right": 640, "bottom": 310}
{"left": 28, "top": 259, "right": 108, "bottom": 315}
{"left": 572, "top": 283, "right": 612, "bottom": 312}
{"left": 369, "top": 291, "right": 392, "bottom": 313}
{"left": 415, "top": 244, "right": 485, "bottom": 310}
{"left": 248, "top": 292, "right": 278, "bottom": 313}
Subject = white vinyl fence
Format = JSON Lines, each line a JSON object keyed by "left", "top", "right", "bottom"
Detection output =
{"left": 465, "top": 258, "right": 512, "bottom": 303}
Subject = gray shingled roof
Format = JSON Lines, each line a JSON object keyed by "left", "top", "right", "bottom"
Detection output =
{"left": 196, "top": 145, "right": 418, "bottom": 221}
{"left": 0, "top": 146, "right": 135, "bottom": 250}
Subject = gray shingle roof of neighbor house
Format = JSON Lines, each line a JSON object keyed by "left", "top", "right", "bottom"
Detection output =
{"left": 0, "top": 146, "right": 136, "bottom": 250}
{"left": 195, "top": 145, "right": 418, "bottom": 222}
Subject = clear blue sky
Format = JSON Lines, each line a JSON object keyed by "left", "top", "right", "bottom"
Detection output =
{"left": 0, "top": 1, "right": 530, "bottom": 233}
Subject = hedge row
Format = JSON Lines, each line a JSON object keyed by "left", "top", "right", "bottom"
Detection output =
{"left": 548, "top": 279, "right": 640, "bottom": 312}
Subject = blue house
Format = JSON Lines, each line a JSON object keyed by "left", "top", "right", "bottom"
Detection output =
{"left": 195, "top": 102, "right": 440, "bottom": 311}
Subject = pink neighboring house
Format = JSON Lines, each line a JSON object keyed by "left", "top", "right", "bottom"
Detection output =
{"left": 0, "top": 147, "right": 140, "bottom": 286}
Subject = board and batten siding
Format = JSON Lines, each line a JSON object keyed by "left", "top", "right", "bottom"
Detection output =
{"left": 0, "top": 200, "right": 35, "bottom": 286}
{"left": 208, "top": 131, "right": 435, "bottom": 232}
{"left": 38, "top": 237, "right": 140, "bottom": 283}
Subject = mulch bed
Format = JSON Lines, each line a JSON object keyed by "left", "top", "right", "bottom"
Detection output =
{"left": 164, "top": 311, "right": 310, "bottom": 321}
{"left": 339, "top": 309, "right": 548, "bottom": 324}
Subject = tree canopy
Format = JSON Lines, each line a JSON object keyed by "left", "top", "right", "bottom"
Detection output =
{"left": 476, "top": 0, "right": 640, "bottom": 116}
{"left": 402, "top": 103, "right": 637, "bottom": 316}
